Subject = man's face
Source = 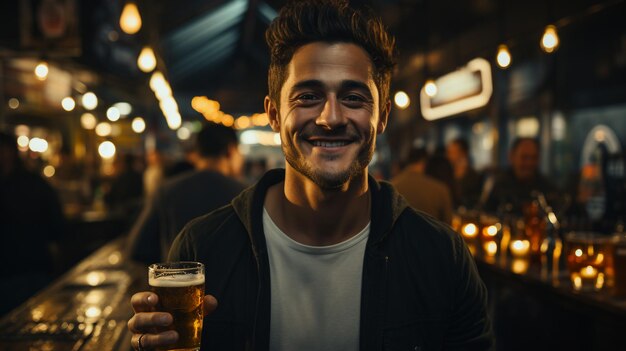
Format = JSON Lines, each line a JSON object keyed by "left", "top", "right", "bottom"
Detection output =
{"left": 266, "top": 42, "right": 389, "bottom": 189}
{"left": 510, "top": 140, "right": 540, "bottom": 182}
{"left": 446, "top": 142, "right": 465, "bottom": 165}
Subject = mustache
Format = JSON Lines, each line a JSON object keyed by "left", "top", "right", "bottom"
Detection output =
{"left": 299, "top": 125, "right": 361, "bottom": 140}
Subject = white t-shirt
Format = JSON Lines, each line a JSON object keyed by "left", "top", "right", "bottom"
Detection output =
{"left": 263, "top": 208, "right": 369, "bottom": 351}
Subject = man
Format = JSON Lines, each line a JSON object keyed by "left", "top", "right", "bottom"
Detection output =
{"left": 446, "top": 138, "right": 483, "bottom": 209}
{"left": 392, "top": 148, "right": 453, "bottom": 223}
{"left": 127, "top": 1, "right": 494, "bottom": 350}
{"left": 483, "top": 137, "right": 555, "bottom": 213}
{"left": 125, "top": 122, "right": 245, "bottom": 264}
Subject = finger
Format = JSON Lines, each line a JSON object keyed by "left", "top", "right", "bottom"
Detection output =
{"left": 131, "top": 330, "right": 178, "bottom": 350}
{"left": 131, "top": 292, "right": 158, "bottom": 313}
{"left": 127, "top": 312, "right": 173, "bottom": 333}
{"left": 203, "top": 295, "right": 218, "bottom": 316}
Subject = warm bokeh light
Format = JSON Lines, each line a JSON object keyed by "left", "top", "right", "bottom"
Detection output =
{"left": 484, "top": 241, "right": 498, "bottom": 256}
{"left": 252, "top": 113, "right": 269, "bottom": 126}
{"left": 510, "top": 239, "right": 530, "bottom": 257}
{"left": 43, "top": 165, "right": 56, "bottom": 178}
{"left": 177, "top": 126, "right": 191, "bottom": 140}
{"left": 137, "top": 46, "right": 157, "bottom": 72}
{"left": 15, "top": 125, "right": 29, "bottom": 136}
{"left": 29, "top": 138, "right": 48, "bottom": 153}
{"left": 8, "top": 98, "right": 19, "bottom": 109}
{"left": 113, "top": 102, "right": 132, "bottom": 116}
{"left": 462, "top": 223, "right": 478, "bottom": 238}
{"left": 120, "top": 2, "right": 142, "bottom": 35}
{"left": 132, "top": 117, "right": 146, "bottom": 133}
{"left": 62, "top": 97, "right": 76, "bottom": 111}
{"left": 424, "top": 80, "right": 437, "bottom": 97}
{"left": 235, "top": 116, "right": 251, "bottom": 129}
{"left": 541, "top": 25, "right": 559, "bottom": 53}
{"left": 166, "top": 112, "right": 182, "bottom": 130}
{"left": 81, "top": 113, "right": 97, "bottom": 130}
{"left": 274, "top": 133, "right": 281, "bottom": 145}
{"left": 95, "top": 122, "right": 112, "bottom": 137}
{"left": 35, "top": 61, "right": 49, "bottom": 80}
{"left": 17, "top": 135, "right": 29, "bottom": 148}
{"left": 106, "top": 107, "right": 121, "bottom": 121}
{"left": 394, "top": 91, "right": 410, "bottom": 109}
{"left": 484, "top": 225, "right": 499, "bottom": 237}
{"left": 82, "top": 92, "right": 98, "bottom": 110}
{"left": 496, "top": 44, "right": 511, "bottom": 68}
{"left": 98, "top": 141, "right": 116, "bottom": 159}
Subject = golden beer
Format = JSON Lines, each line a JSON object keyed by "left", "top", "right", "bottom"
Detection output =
{"left": 149, "top": 262, "right": 205, "bottom": 351}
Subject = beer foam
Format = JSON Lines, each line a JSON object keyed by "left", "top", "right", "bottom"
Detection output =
{"left": 149, "top": 274, "right": 205, "bottom": 287}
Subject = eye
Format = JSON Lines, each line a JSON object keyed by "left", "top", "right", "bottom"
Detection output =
{"left": 343, "top": 94, "right": 366, "bottom": 102}
{"left": 297, "top": 93, "right": 319, "bottom": 101}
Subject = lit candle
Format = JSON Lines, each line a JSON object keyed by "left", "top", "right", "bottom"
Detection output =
{"left": 484, "top": 241, "right": 498, "bottom": 256}
{"left": 580, "top": 265, "right": 598, "bottom": 279}
{"left": 510, "top": 239, "right": 530, "bottom": 257}
{"left": 462, "top": 223, "right": 478, "bottom": 239}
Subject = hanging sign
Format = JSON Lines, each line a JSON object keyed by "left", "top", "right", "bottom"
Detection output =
{"left": 420, "top": 58, "right": 493, "bottom": 120}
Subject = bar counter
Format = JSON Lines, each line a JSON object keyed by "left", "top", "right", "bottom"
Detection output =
{"left": 2, "top": 235, "right": 626, "bottom": 350}
{"left": 0, "top": 237, "right": 144, "bottom": 351}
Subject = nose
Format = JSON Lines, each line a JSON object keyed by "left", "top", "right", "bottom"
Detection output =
{"left": 316, "top": 95, "right": 347, "bottom": 130}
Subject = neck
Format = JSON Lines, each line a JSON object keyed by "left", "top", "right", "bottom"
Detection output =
{"left": 453, "top": 158, "right": 468, "bottom": 179}
{"left": 195, "top": 157, "right": 230, "bottom": 176}
{"left": 265, "top": 166, "right": 370, "bottom": 246}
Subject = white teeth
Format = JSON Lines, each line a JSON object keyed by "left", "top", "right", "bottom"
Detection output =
{"left": 311, "top": 141, "right": 349, "bottom": 147}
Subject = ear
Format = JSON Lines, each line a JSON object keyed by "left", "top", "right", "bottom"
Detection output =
{"left": 265, "top": 96, "right": 280, "bottom": 132}
{"left": 377, "top": 99, "right": 391, "bottom": 135}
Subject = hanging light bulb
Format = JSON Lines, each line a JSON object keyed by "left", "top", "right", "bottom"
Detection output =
{"left": 424, "top": 79, "right": 438, "bottom": 97}
{"left": 35, "top": 61, "right": 49, "bottom": 80}
{"left": 496, "top": 44, "right": 512, "bottom": 69}
{"left": 120, "top": 2, "right": 142, "bottom": 35}
{"left": 82, "top": 92, "right": 98, "bottom": 110}
{"left": 540, "top": 25, "right": 559, "bottom": 53}
{"left": 137, "top": 46, "right": 157, "bottom": 72}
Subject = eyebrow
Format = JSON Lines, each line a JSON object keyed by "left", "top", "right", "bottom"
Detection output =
{"left": 290, "top": 79, "right": 373, "bottom": 98}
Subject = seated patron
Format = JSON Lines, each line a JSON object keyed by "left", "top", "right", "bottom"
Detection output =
{"left": 483, "top": 137, "right": 556, "bottom": 213}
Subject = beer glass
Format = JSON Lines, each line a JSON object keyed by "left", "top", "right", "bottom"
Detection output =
{"left": 149, "top": 262, "right": 205, "bottom": 351}
{"left": 565, "top": 232, "right": 609, "bottom": 292}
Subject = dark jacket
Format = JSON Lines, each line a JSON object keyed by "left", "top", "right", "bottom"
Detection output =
{"left": 169, "top": 169, "right": 494, "bottom": 350}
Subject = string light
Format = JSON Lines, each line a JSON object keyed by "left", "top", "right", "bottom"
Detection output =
{"left": 35, "top": 61, "right": 49, "bottom": 80}
{"left": 137, "top": 46, "right": 157, "bottom": 72}
{"left": 541, "top": 25, "right": 559, "bottom": 53}
{"left": 120, "top": 2, "right": 142, "bottom": 35}
{"left": 394, "top": 91, "right": 410, "bottom": 109}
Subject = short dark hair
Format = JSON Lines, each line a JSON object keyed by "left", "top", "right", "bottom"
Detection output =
{"left": 510, "top": 137, "right": 539, "bottom": 153}
{"left": 406, "top": 147, "right": 428, "bottom": 164}
{"left": 195, "top": 122, "right": 238, "bottom": 158}
{"left": 265, "top": 0, "right": 397, "bottom": 110}
{"left": 450, "top": 137, "right": 469, "bottom": 154}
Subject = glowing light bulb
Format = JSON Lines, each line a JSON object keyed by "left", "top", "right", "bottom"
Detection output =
{"left": 424, "top": 80, "right": 437, "bottom": 97}
{"left": 35, "top": 61, "right": 49, "bottom": 80}
{"left": 106, "top": 107, "right": 121, "bottom": 121}
{"left": 132, "top": 117, "right": 146, "bottom": 133}
{"left": 541, "top": 25, "right": 559, "bottom": 53}
{"left": 137, "top": 46, "right": 157, "bottom": 72}
{"left": 98, "top": 141, "right": 116, "bottom": 159}
{"left": 496, "top": 44, "right": 511, "bottom": 68}
{"left": 62, "top": 97, "right": 76, "bottom": 111}
{"left": 82, "top": 92, "right": 98, "bottom": 110}
{"left": 394, "top": 91, "right": 410, "bottom": 109}
{"left": 120, "top": 2, "right": 142, "bottom": 35}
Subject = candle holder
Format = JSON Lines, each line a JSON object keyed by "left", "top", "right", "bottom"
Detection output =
{"left": 565, "top": 232, "right": 611, "bottom": 292}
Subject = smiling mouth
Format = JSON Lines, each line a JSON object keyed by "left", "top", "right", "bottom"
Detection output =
{"left": 308, "top": 140, "right": 352, "bottom": 148}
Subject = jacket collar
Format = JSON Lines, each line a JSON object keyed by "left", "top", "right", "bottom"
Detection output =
{"left": 231, "top": 168, "right": 409, "bottom": 247}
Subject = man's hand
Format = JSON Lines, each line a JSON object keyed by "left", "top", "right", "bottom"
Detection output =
{"left": 127, "top": 292, "right": 218, "bottom": 350}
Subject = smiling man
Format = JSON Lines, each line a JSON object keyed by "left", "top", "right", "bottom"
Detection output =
{"left": 127, "top": 1, "right": 494, "bottom": 350}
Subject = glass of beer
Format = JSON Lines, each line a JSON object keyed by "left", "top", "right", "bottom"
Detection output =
{"left": 149, "top": 262, "right": 205, "bottom": 351}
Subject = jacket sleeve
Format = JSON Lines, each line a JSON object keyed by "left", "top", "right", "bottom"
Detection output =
{"left": 444, "top": 233, "right": 495, "bottom": 350}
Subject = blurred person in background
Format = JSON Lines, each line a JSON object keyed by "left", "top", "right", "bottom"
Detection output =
{"left": 0, "top": 131, "right": 65, "bottom": 316}
{"left": 126, "top": 122, "right": 246, "bottom": 264}
{"left": 446, "top": 138, "right": 483, "bottom": 209}
{"left": 104, "top": 153, "right": 143, "bottom": 214}
{"left": 143, "top": 149, "right": 164, "bottom": 199}
{"left": 392, "top": 148, "right": 453, "bottom": 223}
{"left": 483, "top": 137, "right": 556, "bottom": 213}
{"left": 426, "top": 151, "right": 461, "bottom": 209}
